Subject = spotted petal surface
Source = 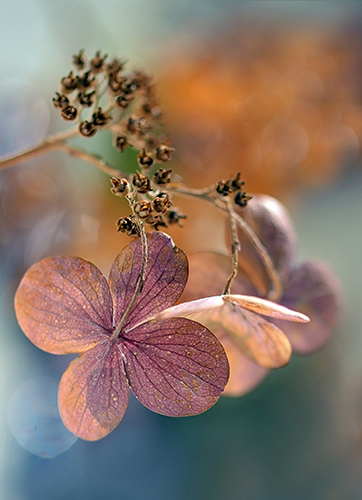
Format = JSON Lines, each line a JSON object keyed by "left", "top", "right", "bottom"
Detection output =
{"left": 58, "top": 341, "right": 130, "bottom": 441}
{"left": 15, "top": 257, "right": 113, "bottom": 354}
{"left": 122, "top": 317, "right": 229, "bottom": 416}
{"left": 109, "top": 232, "right": 188, "bottom": 329}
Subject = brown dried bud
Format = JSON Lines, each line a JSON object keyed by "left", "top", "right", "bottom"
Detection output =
{"left": 216, "top": 180, "right": 232, "bottom": 196}
{"left": 167, "top": 208, "right": 187, "bottom": 226}
{"left": 137, "top": 149, "right": 154, "bottom": 169}
{"left": 72, "top": 50, "right": 85, "bottom": 70}
{"left": 79, "top": 121, "right": 97, "bottom": 137}
{"left": 152, "top": 193, "right": 172, "bottom": 214}
{"left": 116, "top": 216, "right": 140, "bottom": 237}
{"left": 52, "top": 93, "right": 69, "bottom": 109}
{"left": 78, "top": 90, "right": 95, "bottom": 107}
{"left": 60, "top": 105, "right": 77, "bottom": 121}
{"left": 230, "top": 173, "right": 245, "bottom": 192}
{"left": 60, "top": 71, "right": 78, "bottom": 93}
{"left": 156, "top": 145, "right": 174, "bottom": 163}
{"left": 106, "top": 58, "right": 124, "bottom": 76}
{"left": 234, "top": 191, "right": 252, "bottom": 207}
{"left": 132, "top": 171, "right": 151, "bottom": 193}
{"left": 153, "top": 168, "right": 172, "bottom": 185}
{"left": 92, "top": 108, "right": 111, "bottom": 126}
{"left": 108, "top": 74, "right": 126, "bottom": 93}
{"left": 110, "top": 177, "right": 130, "bottom": 197}
{"left": 76, "top": 71, "right": 94, "bottom": 90}
{"left": 126, "top": 116, "right": 149, "bottom": 135}
{"left": 114, "top": 136, "right": 130, "bottom": 153}
{"left": 90, "top": 51, "right": 107, "bottom": 73}
{"left": 115, "top": 94, "right": 134, "bottom": 109}
{"left": 134, "top": 201, "right": 153, "bottom": 219}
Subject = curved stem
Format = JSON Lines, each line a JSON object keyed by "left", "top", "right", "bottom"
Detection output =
{"left": 0, "top": 127, "right": 79, "bottom": 171}
{"left": 232, "top": 211, "right": 283, "bottom": 301}
{"left": 57, "top": 144, "right": 124, "bottom": 178}
{"left": 223, "top": 199, "right": 240, "bottom": 295}
{"left": 111, "top": 220, "right": 148, "bottom": 339}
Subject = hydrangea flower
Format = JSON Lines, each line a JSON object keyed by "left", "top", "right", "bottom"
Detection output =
{"left": 177, "top": 195, "right": 340, "bottom": 396}
{"left": 15, "top": 232, "right": 229, "bottom": 441}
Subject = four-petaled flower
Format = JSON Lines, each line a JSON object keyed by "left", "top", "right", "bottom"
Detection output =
{"left": 178, "top": 195, "right": 340, "bottom": 396}
{"left": 15, "top": 232, "right": 229, "bottom": 441}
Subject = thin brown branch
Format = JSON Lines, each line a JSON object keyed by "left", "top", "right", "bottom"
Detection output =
{"left": 0, "top": 127, "right": 79, "bottom": 171}
{"left": 223, "top": 199, "right": 240, "bottom": 295}
{"left": 57, "top": 144, "right": 124, "bottom": 178}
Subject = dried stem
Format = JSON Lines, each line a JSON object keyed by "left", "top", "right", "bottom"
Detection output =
{"left": 223, "top": 199, "right": 240, "bottom": 295}
{"left": 57, "top": 144, "right": 124, "bottom": 178}
{"left": 111, "top": 219, "right": 148, "bottom": 339}
{"left": 232, "top": 211, "right": 283, "bottom": 301}
{"left": 0, "top": 127, "right": 79, "bottom": 171}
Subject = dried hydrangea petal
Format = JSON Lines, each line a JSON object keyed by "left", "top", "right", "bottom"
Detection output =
{"left": 230, "top": 195, "right": 297, "bottom": 296}
{"left": 58, "top": 342, "right": 130, "bottom": 441}
{"left": 122, "top": 317, "right": 229, "bottom": 416}
{"left": 216, "top": 327, "right": 269, "bottom": 397}
{"left": 274, "top": 261, "right": 341, "bottom": 354}
{"left": 14, "top": 257, "right": 113, "bottom": 354}
{"left": 109, "top": 232, "right": 188, "bottom": 329}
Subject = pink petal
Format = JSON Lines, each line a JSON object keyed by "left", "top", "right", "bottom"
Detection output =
{"left": 109, "top": 232, "right": 188, "bottom": 329}
{"left": 58, "top": 341, "right": 130, "bottom": 441}
{"left": 15, "top": 257, "right": 113, "bottom": 354}
{"left": 121, "top": 318, "right": 229, "bottom": 416}
{"left": 223, "top": 295, "right": 310, "bottom": 322}
{"left": 275, "top": 261, "right": 341, "bottom": 354}
{"left": 229, "top": 195, "right": 297, "bottom": 296}
{"left": 158, "top": 297, "right": 292, "bottom": 369}
{"left": 216, "top": 327, "right": 269, "bottom": 397}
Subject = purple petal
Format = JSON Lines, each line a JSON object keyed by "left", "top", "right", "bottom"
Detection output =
{"left": 15, "top": 257, "right": 113, "bottom": 354}
{"left": 230, "top": 195, "right": 297, "bottom": 295}
{"left": 58, "top": 341, "right": 130, "bottom": 441}
{"left": 109, "top": 232, "right": 188, "bottom": 329}
{"left": 121, "top": 318, "right": 229, "bottom": 416}
{"left": 274, "top": 261, "right": 341, "bottom": 354}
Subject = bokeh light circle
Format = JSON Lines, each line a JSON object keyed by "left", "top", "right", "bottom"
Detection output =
{"left": 7, "top": 376, "right": 77, "bottom": 458}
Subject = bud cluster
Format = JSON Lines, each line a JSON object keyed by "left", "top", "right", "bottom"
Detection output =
{"left": 216, "top": 173, "right": 252, "bottom": 207}
{"left": 52, "top": 50, "right": 174, "bottom": 168}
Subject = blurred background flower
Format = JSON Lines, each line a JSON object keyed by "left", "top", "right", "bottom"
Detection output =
{"left": 1, "top": 1, "right": 362, "bottom": 499}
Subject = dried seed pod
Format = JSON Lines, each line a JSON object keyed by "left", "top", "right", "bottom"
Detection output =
{"left": 108, "top": 74, "right": 126, "bottom": 93}
{"left": 132, "top": 171, "right": 151, "bottom": 193}
{"left": 153, "top": 168, "right": 172, "bottom": 185}
{"left": 144, "top": 214, "right": 162, "bottom": 226}
{"left": 116, "top": 216, "right": 140, "bottom": 237}
{"left": 115, "top": 94, "right": 134, "bottom": 109}
{"left": 216, "top": 180, "right": 232, "bottom": 196}
{"left": 110, "top": 177, "right": 130, "bottom": 197}
{"left": 60, "top": 72, "right": 78, "bottom": 93}
{"left": 167, "top": 208, "right": 187, "bottom": 226}
{"left": 152, "top": 193, "right": 172, "bottom": 214}
{"left": 60, "top": 105, "right": 77, "bottom": 121}
{"left": 79, "top": 121, "right": 97, "bottom": 137}
{"left": 234, "top": 191, "right": 252, "bottom": 207}
{"left": 76, "top": 71, "right": 94, "bottom": 90}
{"left": 52, "top": 93, "right": 69, "bottom": 109}
{"left": 156, "top": 145, "right": 174, "bottom": 163}
{"left": 230, "top": 173, "right": 245, "bottom": 192}
{"left": 72, "top": 50, "right": 85, "bottom": 70}
{"left": 114, "top": 136, "right": 130, "bottom": 153}
{"left": 134, "top": 201, "right": 153, "bottom": 219}
{"left": 90, "top": 51, "right": 107, "bottom": 73}
{"left": 137, "top": 149, "right": 154, "bottom": 169}
{"left": 92, "top": 108, "right": 111, "bottom": 126}
{"left": 78, "top": 90, "right": 95, "bottom": 107}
